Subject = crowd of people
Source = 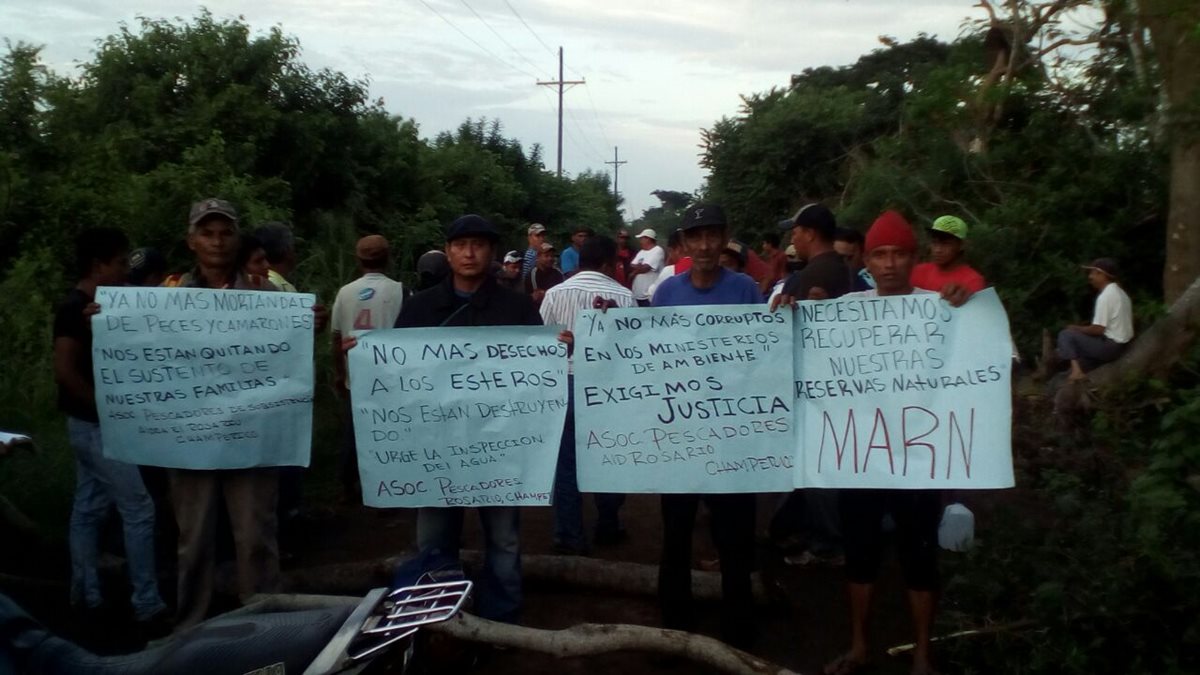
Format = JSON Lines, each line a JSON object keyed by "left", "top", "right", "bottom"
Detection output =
{"left": 46, "top": 195, "right": 1136, "bottom": 673}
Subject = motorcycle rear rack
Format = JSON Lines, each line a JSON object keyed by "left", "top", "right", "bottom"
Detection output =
{"left": 350, "top": 580, "right": 473, "bottom": 659}
{"left": 299, "top": 579, "right": 472, "bottom": 674}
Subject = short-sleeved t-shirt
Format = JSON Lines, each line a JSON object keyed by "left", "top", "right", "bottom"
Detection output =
{"left": 332, "top": 273, "right": 405, "bottom": 336}
{"left": 767, "top": 250, "right": 788, "bottom": 284}
{"left": 1093, "top": 282, "right": 1134, "bottom": 344}
{"left": 782, "top": 250, "right": 852, "bottom": 300}
{"left": 911, "top": 262, "right": 986, "bottom": 295}
{"left": 53, "top": 288, "right": 98, "bottom": 422}
{"left": 652, "top": 268, "right": 762, "bottom": 307}
{"left": 631, "top": 246, "right": 666, "bottom": 300}
{"left": 560, "top": 246, "right": 580, "bottom": 274}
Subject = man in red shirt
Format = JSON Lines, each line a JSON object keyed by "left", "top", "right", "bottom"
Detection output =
{"left": 910, "top": 215, "right": 985, "bottom": 306}
{"left": 761, "top": 231, "right": 788, "bottom": 294}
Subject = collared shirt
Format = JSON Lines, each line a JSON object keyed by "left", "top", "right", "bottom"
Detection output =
{"left": 395, "top": 275, "right": 542, "bottom": 329}
{"left": 540, "top": 271, "right": 634, "bottom": 373}
{"left": 540, "top": 271, "right": 635, "bottom": 333}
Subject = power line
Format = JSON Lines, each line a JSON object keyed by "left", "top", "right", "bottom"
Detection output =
{"left": 565, "top": 104, "right": 606, "bottom": 163}
{"left": 415, "top": 0, "right": 539, "bottom": 80}
{"left": 503, "top": 0, "right": 557, "bottom": 58}
{"left": 580, "top": 82, "right": 613, "bottom": 148}
{"left": 536, "top": 87, "right": 600, "bottom": 173}
{"left": 458, "top": 0, "right": 550, "bottom": 78}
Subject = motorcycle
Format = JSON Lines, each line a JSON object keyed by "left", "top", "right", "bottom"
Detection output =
{"left": 0, "top": 578, "right": 472, "bottom": 675}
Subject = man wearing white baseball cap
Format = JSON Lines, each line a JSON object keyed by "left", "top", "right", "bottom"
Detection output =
{"left": 628, "top": 228, "right": 665, "bottom": 306}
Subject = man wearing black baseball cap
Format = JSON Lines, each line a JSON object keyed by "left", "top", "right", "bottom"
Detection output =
{"left": 1056, "top": 257, "right": 1133, "bottom": 380}
{"left": 651, "top": 202, "right": 762, "bottom": 649}
{"left": 391, "top": 213, "right": 541, "bottom": 624}
{"left": 771, "top": 203, "right": 851, "bottom": 310}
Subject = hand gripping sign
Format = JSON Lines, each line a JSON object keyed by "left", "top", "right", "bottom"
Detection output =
{"left": 792, "top": 289, "right": 1015, "bottom": 490}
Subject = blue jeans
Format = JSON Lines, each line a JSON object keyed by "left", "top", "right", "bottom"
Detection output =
{"left": 67, "top": 417, "right": 165, "bottom": 620}
{"left": 417, "top": 507, "right": 521, "bottom": 623}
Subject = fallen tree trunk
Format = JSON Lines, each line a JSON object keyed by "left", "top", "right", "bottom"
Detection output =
{"left": 237, "top": 593, "right": 800, "bottom": 675}
{"left": 281, "top": 552, "right": 776, "bottom": 604}
{"left": 1055, "top": 275, "right": 1200, "bottom": 415}
{"left": 431, "top": 611, "right": 801, "bottom": 675}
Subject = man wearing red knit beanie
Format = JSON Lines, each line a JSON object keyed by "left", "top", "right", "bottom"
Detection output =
{"left": 824, "top": 210, "right": 961, "bottom": 675}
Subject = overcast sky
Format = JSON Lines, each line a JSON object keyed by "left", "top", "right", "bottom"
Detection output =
{"left": 3, "top": 0, "right": 984, "bottom": 220}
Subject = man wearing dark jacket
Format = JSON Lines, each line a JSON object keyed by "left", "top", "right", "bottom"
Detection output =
{"left": 393, "top": 214, "right": 541, "bottom": 623}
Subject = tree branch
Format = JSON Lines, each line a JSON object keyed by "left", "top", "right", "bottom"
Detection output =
{"left": 430, "top": 612, "right": 803, "bottom": 675}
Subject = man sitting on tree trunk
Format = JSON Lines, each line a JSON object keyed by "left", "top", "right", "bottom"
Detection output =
{"left": 1055, "top": 258, "right": 1134, "bottom": 381}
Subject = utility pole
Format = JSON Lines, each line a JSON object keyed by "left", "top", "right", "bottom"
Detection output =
{"left": 605, "top": 146, "right": 628, "bottom": 198}
{"left": 537, "top": 47, "right": 585, "bottom": 178}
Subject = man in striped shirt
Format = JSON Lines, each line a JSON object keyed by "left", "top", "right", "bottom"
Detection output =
{"left": 539, "top": 235, "right": 636, "bottom": 552}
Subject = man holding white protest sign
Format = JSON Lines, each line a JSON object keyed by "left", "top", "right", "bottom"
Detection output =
{"left": 384, "top": 214, "right": 545, "bottom": 625}
{"left": 650, "top": 203, "right": 768, "bottom": 650}
{"left": 806, "top": 211, "right": 1011, "bottom": 675}
{"left": 90, "top": 198, "right": 326, "bottom": 631}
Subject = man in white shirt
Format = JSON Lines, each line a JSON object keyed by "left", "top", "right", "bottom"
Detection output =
{"left": 540, "top": 236, "right": 635, "bottom": 552}
{"left": 331, "top": 235, "right": 405, "bottom": 499}
{"left": 628, "top": 228, "right": 665, "bottom": 306}
{"left": 1056, "top": 257, "right": 1133, "bottom": 381}
{"left": 647, "top": 229, "right": 690, "bottom": 298}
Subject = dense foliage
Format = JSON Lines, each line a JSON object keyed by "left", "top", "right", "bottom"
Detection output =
{"left": 0, "top": 13, "right": 622, "bottom": 280}
{"left": 2, "top": 8, "right": 1198, "bottom": 674}
{"left": 0, "top": 12, "right": 621, "bottom": 521}
{"left": 938, "top": 370, "right": 1200, "bottom": 674}
{"left": 698, "top": 34, "right": 1168, "bottom": 350}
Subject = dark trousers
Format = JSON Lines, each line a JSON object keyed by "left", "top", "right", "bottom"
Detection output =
{"left": 339, "top": 395, "right": 360, "bottom": 500}
{"left": 769, "top": 488, "right": 843, "bottom": 555}
{"left": 554, "top": 376, "right": 626, "bottom": 549}
{"left": 659, "top": 493, "right": 757, "bottom": 648}
{"left": 1056, "top": 329, "right": 1126, "bottom": 371}
{"left": 840, "top": 489, "right": 940, "bottom": 591}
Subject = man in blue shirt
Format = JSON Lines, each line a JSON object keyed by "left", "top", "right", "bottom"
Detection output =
{"left": 559, "top": 225, "right": 593, "bottom": 275}
{"left": 651, "top": 203, "right": 760, "bottom": 650}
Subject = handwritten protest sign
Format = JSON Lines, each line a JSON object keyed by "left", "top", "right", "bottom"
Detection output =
{"left": 349, "top": 326, "right": 568, "bottom": 508}
{"left": 91, "top": 286, "right": 315, "bottom": 469}
{"left": 794, "top": 288, "right": 1014, "bottom": 489}
{"left": 573, "top": 306, "right": 795, "bottom": 494}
